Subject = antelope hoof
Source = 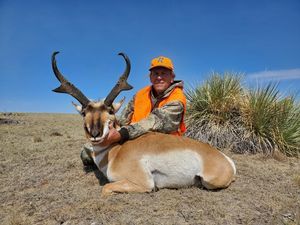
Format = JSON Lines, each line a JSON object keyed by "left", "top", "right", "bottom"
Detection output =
{"left": 101, "top": 185, "right": 116, "bottom": 197}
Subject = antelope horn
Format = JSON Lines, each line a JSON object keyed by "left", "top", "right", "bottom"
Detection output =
{"left": 51, "top": 51, "right": 90, "bottom": 108}
{"left": 104, "top": 52, "right": 133, "bottom": 106}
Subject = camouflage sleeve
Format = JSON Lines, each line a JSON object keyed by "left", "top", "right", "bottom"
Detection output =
{"left": 118, "top": 97, "right": 135, "bottom": 126}
{"left": 125, "top": 101, "right": 184, "bottom": 139}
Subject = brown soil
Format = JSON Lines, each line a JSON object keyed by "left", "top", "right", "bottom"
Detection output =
{"left": 0, "top": 113, "right": 299, "bottom": 225}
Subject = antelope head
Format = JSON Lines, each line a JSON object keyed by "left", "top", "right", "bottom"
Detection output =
{"left": 51, "top": 51, "right": 133, "bottom": 145}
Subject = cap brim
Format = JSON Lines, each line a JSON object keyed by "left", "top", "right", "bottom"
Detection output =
{"left": 149, "top": 65, "right": 173, "bottom": 71}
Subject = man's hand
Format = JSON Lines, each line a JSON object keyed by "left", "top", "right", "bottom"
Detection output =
{"left": 102, "top": 123, "right": 121, "bottom": 146}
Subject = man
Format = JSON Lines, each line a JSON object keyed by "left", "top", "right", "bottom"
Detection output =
{"left": 81, "top": 56, "right": 186, "bottom": 166}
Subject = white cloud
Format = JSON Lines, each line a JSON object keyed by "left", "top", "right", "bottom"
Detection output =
{"left": 247, "top": 68, "right": 300, "bottom": 81}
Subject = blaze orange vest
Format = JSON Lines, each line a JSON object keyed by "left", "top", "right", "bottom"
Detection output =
{"left": 131, "top": 86, "right": 186, "bottom": 135}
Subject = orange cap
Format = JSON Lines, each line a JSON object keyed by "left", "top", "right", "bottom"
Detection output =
{"left": 149, "top": 56, "right": 174, "bottom": 71}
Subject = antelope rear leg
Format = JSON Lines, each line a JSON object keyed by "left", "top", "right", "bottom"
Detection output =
{"left": 101, "top": 179, "right": 152, "bottom": 197}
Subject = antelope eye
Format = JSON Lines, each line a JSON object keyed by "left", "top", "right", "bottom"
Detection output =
{"left": 107, "top": 107, "right": 114, "bottom": 115}
{"left": 81, "top": 108, "right": 87, "bottom": 117}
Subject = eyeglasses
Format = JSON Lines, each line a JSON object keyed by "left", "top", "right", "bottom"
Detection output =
{"left": 150, "top": 72, "right": 172, "bottom": 78}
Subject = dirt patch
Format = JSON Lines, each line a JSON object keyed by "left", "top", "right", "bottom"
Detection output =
{"left": 0, "top": 113, "right": 299, "bottom": 225}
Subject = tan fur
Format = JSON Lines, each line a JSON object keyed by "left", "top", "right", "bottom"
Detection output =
{"left": 79, "top": 102, "right": 236, "bottom": 196}
{"left": 83, "top": 102, "right": 116, "bottom": 140}
{"left": 99, "top": 133, "right": 235, "bottom": 196}
{"left": 101, "top": 179, "right": 152, "bottom": 197}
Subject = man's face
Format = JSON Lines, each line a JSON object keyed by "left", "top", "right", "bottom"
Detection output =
{"left": 150, "top": 67, "right": 175, "bottom": 95}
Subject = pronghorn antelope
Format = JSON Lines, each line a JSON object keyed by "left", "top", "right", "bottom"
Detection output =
{"left": 51, "top": 51, "right": 236, "bottom": 197}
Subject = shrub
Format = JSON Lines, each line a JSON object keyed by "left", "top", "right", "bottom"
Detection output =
{"left": 185, "top": 73, "right": 300, "bottom": 157}
{"left": 274, "top": 97, "right": 300, "bottom": 156}
{"left": 241, "top": 84, "right": 300, "bottom": 156}
{"left": 185, "top": 72, "right": 245, "bottom": 150}
{"left": 186, "top": 72, "right": 243, "bottom": 123}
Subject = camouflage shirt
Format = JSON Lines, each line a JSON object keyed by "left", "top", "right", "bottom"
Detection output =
{"left": 118, "top": 80, "right": 185, "bottom": 140}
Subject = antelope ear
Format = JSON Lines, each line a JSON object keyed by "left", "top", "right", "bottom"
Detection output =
{"left": 112, "top": 97, "right": 125, "bottom": 113}
{"left": 72, "top": 101, "right": 83, "bottom": 115}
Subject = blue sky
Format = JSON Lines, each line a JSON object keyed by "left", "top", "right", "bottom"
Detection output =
{"left": 0, "top": 0, "right": 300, "bottom": 113}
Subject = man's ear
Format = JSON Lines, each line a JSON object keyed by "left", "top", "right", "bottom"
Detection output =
{"left": 112, "top": 97, "right": 125, "bottom": 113}
{"left": 72, "top": 101, "right": 83, "bottom": 115}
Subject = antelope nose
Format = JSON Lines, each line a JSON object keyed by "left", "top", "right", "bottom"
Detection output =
{"left": 91, "top": 130, "right": 100, "bottom": 138}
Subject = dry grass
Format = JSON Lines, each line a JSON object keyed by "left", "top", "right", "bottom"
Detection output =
{"left": 33, "top": 136, "right": 43, "bottom": 143}
{"left": 293, "top": 175, "right": 300, "bottom": 187}
{"left": 1, "top": 113, "right": 300, "bottom": 225}
{"left": 50, "top": 131, "right": 63, "bottom": 137}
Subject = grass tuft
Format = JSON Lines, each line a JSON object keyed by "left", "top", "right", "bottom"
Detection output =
{"left": 185, "top": 72, "right": 300, "bottom": 156}
{"left": 186, "top": 72, "right": 243, "bottom": 124}
{"left": 33, "top": 136, "right": 43, "bottom": 143}
{"left": 50, "top": 131, "right": 63, "bottom": 137}
{"left": 293, "top": 175, "right": 300, "bottom": 187}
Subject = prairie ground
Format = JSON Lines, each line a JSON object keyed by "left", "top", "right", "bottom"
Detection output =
{"left": 0, "top": 113, "right": 299, "bottom": 225}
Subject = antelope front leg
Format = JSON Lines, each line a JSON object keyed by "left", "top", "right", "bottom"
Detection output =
{"left": 101, "top": 179, "right": 152, "bottom": 197}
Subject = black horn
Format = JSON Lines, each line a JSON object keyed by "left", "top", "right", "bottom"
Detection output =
{"left": 104, "top": 52, "right": 133, "bottom": 106}
{"left": 51, "top": 51, "right": 90, "bottom": 108}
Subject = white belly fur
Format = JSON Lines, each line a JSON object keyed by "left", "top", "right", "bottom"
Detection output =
{"left": 140, "top": 150, "right": 204, "bottom": 189}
